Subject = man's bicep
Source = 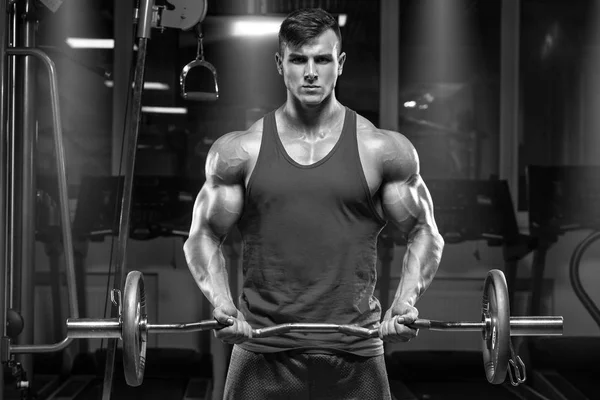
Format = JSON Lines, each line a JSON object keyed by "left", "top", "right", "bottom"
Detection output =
{"left": 381, "top": 174, "right": 437, "bottom": 235}
{"left": 188, "top": 132, "right": 247, "bottom": 240}
{"left": 189, "top": 181, "right": 244, "bottom": 241}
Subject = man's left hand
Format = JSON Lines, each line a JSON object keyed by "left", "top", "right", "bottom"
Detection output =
{"left": 378, "top": 303, "right": 419, "bottom": 343}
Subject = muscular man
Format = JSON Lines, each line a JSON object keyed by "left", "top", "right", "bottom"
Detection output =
{"left": 184, "top": 8, "right": 444, "bottom": 399}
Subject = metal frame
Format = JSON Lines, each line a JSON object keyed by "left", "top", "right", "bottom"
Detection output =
{"left": 0, "top": 0, "right": 9, "bottom": 394}
{"left": 6, "top": 46, "right": 79, "bottom": 354}
{"left": 101, "top": 1, "right": 154, "bottom": 395}
{"left": 1, "top": 0, "right": 210, "bottom": 397}
{"left": 499, "top": 0, "right": 521, "bottom": 209}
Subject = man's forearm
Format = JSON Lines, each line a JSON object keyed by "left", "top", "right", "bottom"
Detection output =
{"left": 184, "top": 234, "right": 236, "bottom": 309}
{"left": 391, "top": 227, "right": 444, "bottom": 309}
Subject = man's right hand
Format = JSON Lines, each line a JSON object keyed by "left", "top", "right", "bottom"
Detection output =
{"left": 213, "top": 304, "right": 253, "bottom": 344}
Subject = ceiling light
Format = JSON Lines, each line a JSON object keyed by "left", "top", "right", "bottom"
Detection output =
{"left": 141, "top": 106, "right": 188, "bottom": 115}
{"left": 140, "top": 82, "right": 170, "bottom": 90}
{"left": 231, "top": 18, "right": 282, "bottom": 37}
{"left": 66, "top": 38, "right": 114, "bottom": 49}
{"left": 104, "top": 81, "right": 170, "bottom": 90}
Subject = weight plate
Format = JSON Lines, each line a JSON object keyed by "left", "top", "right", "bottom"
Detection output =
{"left": 123, "top": 270, "right": 147, "bottom": 387}
{"left": 481, "top": 269, "right": 510, "bottom": 384}
{"left": 6, "top": 308, "right": 24, "bottom": 339}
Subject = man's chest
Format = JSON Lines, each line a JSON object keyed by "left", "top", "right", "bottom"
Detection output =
{"left": 242, "top": 130, "right": 384, "bottom": 198}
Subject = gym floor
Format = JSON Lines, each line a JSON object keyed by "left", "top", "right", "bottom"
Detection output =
{"left": 3, "top": 349, "right": 565, "bottom": 400}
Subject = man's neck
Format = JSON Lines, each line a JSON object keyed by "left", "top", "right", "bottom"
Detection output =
{"left": 280, "top": 96, "right": 345, "bottom": 139}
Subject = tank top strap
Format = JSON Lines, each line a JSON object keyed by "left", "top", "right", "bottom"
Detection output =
{"left": 335, "top": 107, "right": 359, "bottom": 158}
{"left": 261, "top": 110, "right": 279, "bottom": 154}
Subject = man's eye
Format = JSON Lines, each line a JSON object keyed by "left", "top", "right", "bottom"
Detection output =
{"left": 290, "top": 58, "right": 304, "bottom": 63}
{"left": 316, "top": 58, "right": 331, "bottom": 64}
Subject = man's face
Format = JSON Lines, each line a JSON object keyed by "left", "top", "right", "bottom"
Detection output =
{"left": 276, "top": 29, "right": 346, "bottom": 106}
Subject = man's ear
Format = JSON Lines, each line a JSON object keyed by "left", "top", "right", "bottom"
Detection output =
{"left": 275, "top": 52, "right": 283, "bottom": 75}
{"left": 338, "top": 52, "right": 346, "bottom": 76}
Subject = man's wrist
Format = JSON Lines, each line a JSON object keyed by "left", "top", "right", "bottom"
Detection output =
{"left": 390, "top": 297, "right": 415, "bottom": 311}
{"left": 213, "top": 296, "right": 236, "bottom": 311}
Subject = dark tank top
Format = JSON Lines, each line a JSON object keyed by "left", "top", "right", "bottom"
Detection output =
{"left": 237, "top": 107, "right": 387, "bottom": 356}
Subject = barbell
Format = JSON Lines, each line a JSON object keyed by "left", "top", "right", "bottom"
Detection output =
{"left": 65, "top": 269, "right": 563, "bottom": 387}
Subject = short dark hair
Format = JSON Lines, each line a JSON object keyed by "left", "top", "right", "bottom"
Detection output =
{"left": 278, "top": 8, "right": 342, "bottom": 56}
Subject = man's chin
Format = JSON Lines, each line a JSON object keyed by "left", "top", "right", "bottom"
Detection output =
{"left": 298, "top": 94, "right": 325, "bottom": 106}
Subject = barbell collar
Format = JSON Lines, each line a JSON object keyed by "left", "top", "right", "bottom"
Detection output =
{"left": 67, "top": 318, "right": 121, "bottom": 339}
{"left": 508, "top": 316, "right": 563, "bottom": 336}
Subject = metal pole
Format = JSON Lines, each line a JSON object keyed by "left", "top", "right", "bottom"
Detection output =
{"left": 6, "top": 47, "right": 79, "bottom": 359}
{"left": 379, "top": 0, "right": 400, "bottom": 131}
{"left": 6, "top": 48, "right": 79, "bottom": 319}
{"left": 102, "top": 39, "right": 149, "bottom": 399}
{"left": 8, "top": 0, "right": 22, "bottom": 347}
{"left": 47, "top": 244, "right": 65, "bottom": 344}
{"left": 111, "top": 0, "right": 134, "bottom": 175}
{"left": 1, "top": 0, "right": 11, "bottom": 397}
{"left": 10, "top": 338, "right": 72, "bottom": 354}
{"left": 7, "top": 0, "right": 17, "bottom": 312}
{"left": 16, "top": 0, "right": 37, "bottom": 380}
{"left": 499, "top": 0, "right": 520, "bottom": 209}
{"left": 102, "top": 1, "right": 153, "bottom": 397}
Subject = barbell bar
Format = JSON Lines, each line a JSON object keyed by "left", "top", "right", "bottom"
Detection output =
{"left": 66, "top": 315, "right": 562, "bottom": 338}
{"left": 65, "top": 269, "right": 563, "bottom": 387}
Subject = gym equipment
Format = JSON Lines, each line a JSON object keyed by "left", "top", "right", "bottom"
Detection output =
{"left": 180, "top": 23, "right": 219, "bottom": 101}
{"left": 6, "top": 309, "right": 24, "bottom": 339}
{"left": 526, "top": 165, "right": 600, "bottom": 400}
{"left": 61, "top": 269, "right": 562, "bottom": 387}
{"left": 98, "top": 2, "right": 213, "bottom": 397}
{"left": 158, "top": 0, "right": 208, "bottom": 31}
{"left": 71, "top": 175, "right": 200, "bottom": 241}
{"left": 569, "top": 231, "right": 600, "bottom": 327}
{"left": 0, "top": 0, "right": 215, "bottom": 397}
{"left": 378, "top": 179, "right": 545, "bottom": 399}
{"left": 1, "top": 1, "right": 79, "bottom": 397}
{"left": 382, "top": 179, "right": 536, "bottom": 307}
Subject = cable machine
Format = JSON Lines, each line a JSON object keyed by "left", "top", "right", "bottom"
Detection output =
{"left": 0, "top": 1, "right": 217, "bottom": 398}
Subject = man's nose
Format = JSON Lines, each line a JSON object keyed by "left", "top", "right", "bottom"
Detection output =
{"left": 304, "top": 61, "right": 317, "bottom": 80}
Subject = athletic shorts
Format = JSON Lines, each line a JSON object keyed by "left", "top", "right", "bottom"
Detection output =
{"left": 223, "top": 345, "right": 392, "bottom": 400}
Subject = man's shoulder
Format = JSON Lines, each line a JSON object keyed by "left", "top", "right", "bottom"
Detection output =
{"left": 354, "top": 112, "right": 419, "bottom": 181}
{"left": 205, "top": 120, "right": 264, "bottom": 182}
{"left": 355, "top": 113, "right": 415, "bottom": 156}
{"left": 211, "top": 119, "right": 264, "bottom": 159}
